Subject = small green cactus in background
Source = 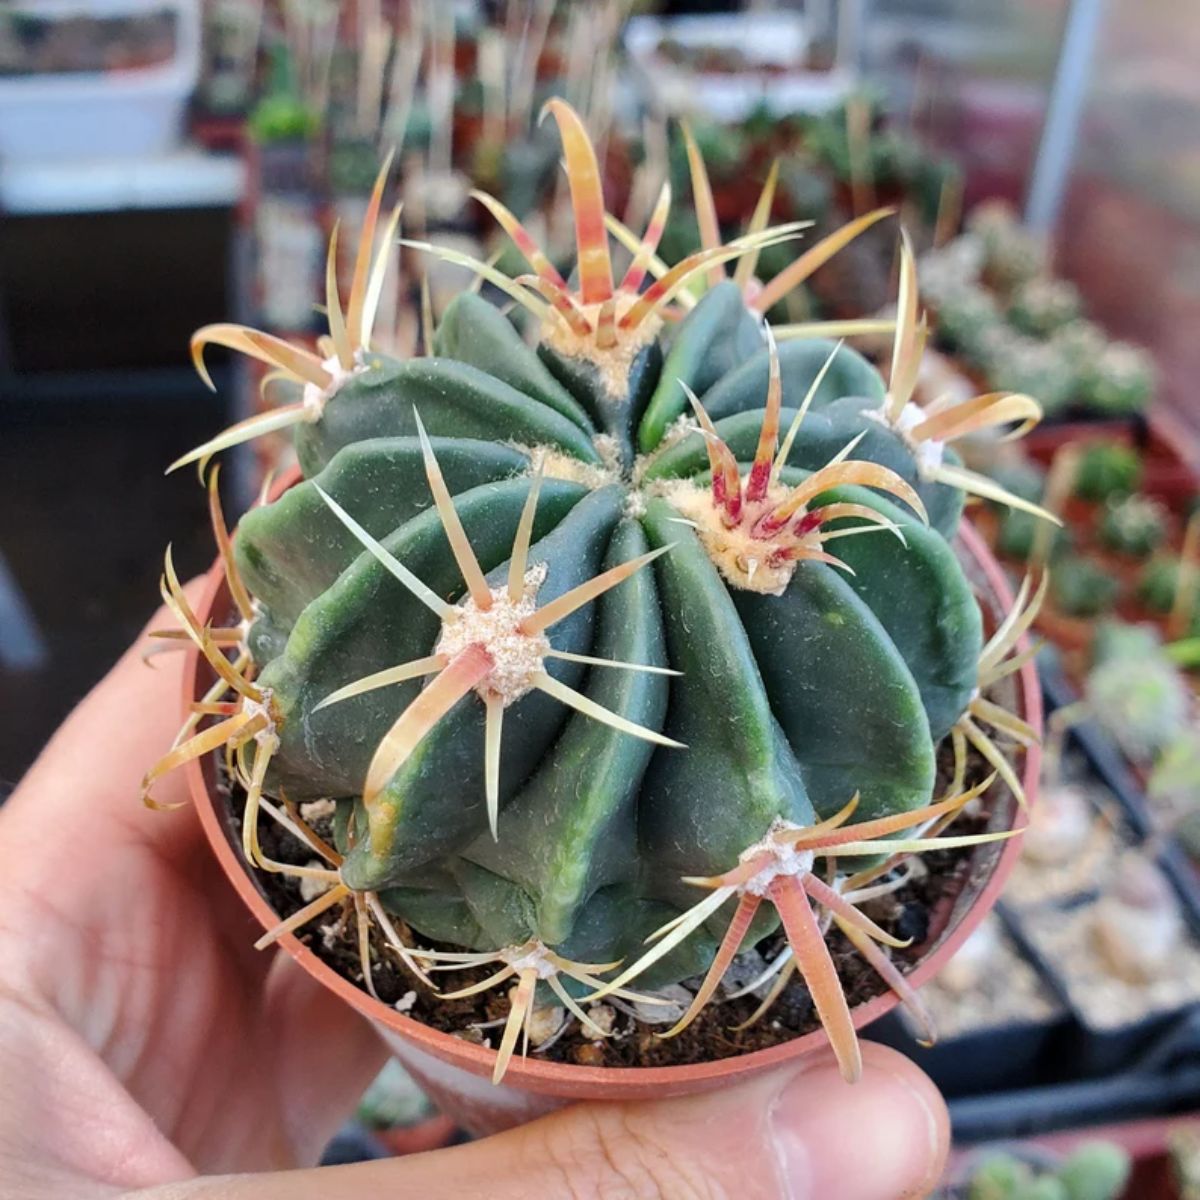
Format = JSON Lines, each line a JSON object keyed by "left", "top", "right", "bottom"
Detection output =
{"left": 1100, "top": 494, "right": 1168, "bottom": 558}
{"left": 1050, "top": 318, "right": 1107, "bottom": 375}
{"left": 919, "top": 236, "right": 985, "bottom": 305}
{"left": 1081, "top": 342, "right": 1155, "bottom": 416}
{"left": 144, "top": 103, "right": 1042, "bottom": 1084}
{"left": 997, "top": 507, "right": 1034, "bottom": 563}
{"left": 1073, "top": 442, "right": 1142, "bottom": 503}
{"left": 982, "top": 332, "right": 1078, "bottom": 417}
{"left": 934, "top": 283, "right": 1004, "bottom": 364}
{"left": 999, "top": 508, "right": 1070, "bottom": 563}
{"left": 1056, "top": 1143, "right": 1132, "bottom": 1200}
{"left": 965, "top": 1144, "right": 1129, "bottom": 1200}
{"left": 967, "top": 1153, "right": 1032, "bottom": 1200}
{"left": 1138, "top": 555, "right": 1181, "bottom": 614}
{"left": 1088, "top": 623, "right": 1190, "bottom": 764}
{"left": 1008, "top": 278, "right": 1082, "bottom": 338}
{"left": 1148, "top": 728, "right": 1200, "bottom": 834}
{"left": 993, "top": 462, "right": 1049, "bottom": 562}
{"left": 967, "top": 201, "right": 1045, "bottom": 294}
{"left": 1052, "top": 555, "right": 1119, "bottom": 618}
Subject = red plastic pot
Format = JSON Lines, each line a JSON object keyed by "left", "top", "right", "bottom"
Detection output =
{"left": 182, "top": 490, "right": 1041, "bottom": 1135}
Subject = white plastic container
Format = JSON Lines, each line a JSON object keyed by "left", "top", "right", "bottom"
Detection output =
{"left": 0, "top": 0, "right": 201, "bottom": 161}
{"left": 624, "top": 12, "right": 857, "bottom": 121}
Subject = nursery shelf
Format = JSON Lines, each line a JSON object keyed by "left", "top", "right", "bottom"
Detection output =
{"left": 0, "top": 149, "right": 245, "bottom": 216}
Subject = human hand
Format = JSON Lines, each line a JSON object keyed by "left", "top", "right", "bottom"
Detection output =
{"left": 0, "top": 599, "right": 950, "bottom": 1199}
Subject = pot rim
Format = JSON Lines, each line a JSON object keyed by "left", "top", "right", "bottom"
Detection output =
{"left": 182, "top": 478, "right": 1041, "bottom": 1101}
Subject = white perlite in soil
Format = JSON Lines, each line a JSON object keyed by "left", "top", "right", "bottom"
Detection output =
{"left": 914, "top": 914, "right": 1063, "bottom": 1038}
{"left": 1004, "top": 766, "right": 1129, "bottom": 910}
{"left": 1021, "top": 901, "right": 1200, "bottom": 1029}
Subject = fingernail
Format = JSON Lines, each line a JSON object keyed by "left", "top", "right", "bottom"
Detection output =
{"left": 769, "top": 1057, "right": 943, "bottom": 1200}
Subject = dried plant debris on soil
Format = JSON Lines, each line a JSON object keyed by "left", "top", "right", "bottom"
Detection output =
{"left": 221, "top": 737, "right": 1005, "bottom": 1069}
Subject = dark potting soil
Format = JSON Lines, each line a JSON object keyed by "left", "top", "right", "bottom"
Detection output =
{"left": 219, "top": 732, "right": 1005, "bottom": 1070}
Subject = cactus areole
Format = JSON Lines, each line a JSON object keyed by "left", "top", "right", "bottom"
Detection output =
{"left": 150, "top": 101, "right": 1044, "bottom": 1088}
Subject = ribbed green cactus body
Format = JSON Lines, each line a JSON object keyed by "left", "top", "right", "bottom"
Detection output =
{"left": 638, "top": 282, "right": 765, "bottom": 453}
{"left": 233, "top": 287, "right": 984, "bottom": 980}
{"left": 293, "top": 355, "right": 602, "bottom": 477}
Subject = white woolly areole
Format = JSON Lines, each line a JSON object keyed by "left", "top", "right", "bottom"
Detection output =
{"left": 302, "top": 353, "right": 363, "bottom": 419}
{"left": 500, "top": 940, "right": 558, "bottom": 979}
{"left": 623, "top": 489, "right": 647, "bottom": 518}
{"left": 523, "top": 445, "right": 617, "bottom": 491}
{"left": 895, "top": 401, "right": 946, "bottom": 476}
{"left": 435, "top": 567, "right": 550, "bottom": 706}
{"left": 539, "top": 295, "right": 661, "bottom": 401}
{"left": 738, "top": 822, "right": 816, "bottom": 897}
{"left": 241, "top": 691, "right": 279, "bottom": 752}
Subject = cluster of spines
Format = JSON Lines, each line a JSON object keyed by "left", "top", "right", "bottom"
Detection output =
{"left": 172, "top": 152, "right": 404, "bottom": 476}
{"left": 678, "top": 329, "right": 925, "bottom": 587}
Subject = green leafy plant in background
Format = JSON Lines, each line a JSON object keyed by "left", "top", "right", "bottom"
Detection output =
{"left": 247, "top": 45, "right": 320, "bottom": 144}
{"left": 143, "top": 101, "right": 1044, "bottom": 1084}
{"left": 247, "top": 92, "right": 321, "bottom": 143}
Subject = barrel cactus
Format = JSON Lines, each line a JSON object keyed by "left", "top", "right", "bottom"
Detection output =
{"left": 145, "top": 100, "right": 1041, "bottom": 1084}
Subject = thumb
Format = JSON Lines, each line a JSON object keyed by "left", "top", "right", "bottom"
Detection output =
{"left": 138, "top": 1041, "right": 949, "bottom": 1200}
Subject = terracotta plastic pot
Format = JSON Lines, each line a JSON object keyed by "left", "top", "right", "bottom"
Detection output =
{"left": 182, "top": 486, "right": 1041, "bottom": 1135}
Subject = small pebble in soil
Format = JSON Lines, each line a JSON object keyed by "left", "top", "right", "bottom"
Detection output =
{"left": 718, "top": 949, "right": 769, "bottom": 996}
{"left": 298, "top": 861, "right": 333, "bottom": 902}
{"left": 587, "top": 1005, "right": 617, "bottom": 1037}
{"left": 526, "top": 1004, "right": 566, "bottom": 1047}
{"left": 574, "top": 1043, "right": 606, "bottom": 1067}
{"left": 918, "top": 914, "right": 1062, "bottom": 1038}
{"left": 629, "top": 984, "right": 691, "bottom": 1025}
{"left": 300, "top": 799, "right": 337, "bottom": 823}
